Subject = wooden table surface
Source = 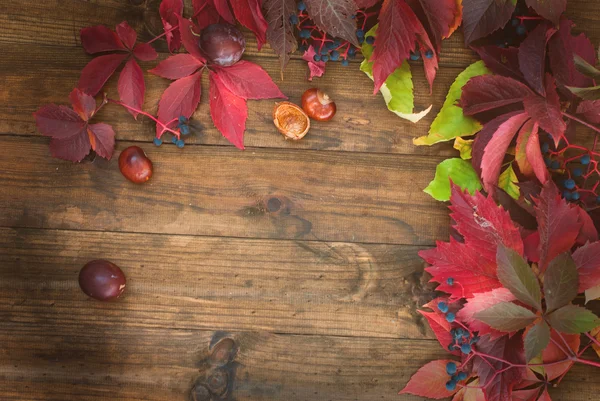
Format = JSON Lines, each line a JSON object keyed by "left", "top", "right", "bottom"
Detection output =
{"left": 1, "top": 1, "right": 600, "bottom": 400}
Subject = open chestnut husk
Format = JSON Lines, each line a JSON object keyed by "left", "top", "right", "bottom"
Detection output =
{"left": 301, "top": 88, "right": 336, "bottom": 121}
{"left": 273, "top": 102, "right": 310, "bottom": 140}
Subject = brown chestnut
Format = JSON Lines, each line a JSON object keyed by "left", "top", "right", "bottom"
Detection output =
{"left": 301, "top": 88, "right": 336, "bottom": 121}
{"left": 273, "top": 101, "right": 310, "bottom": 140}
{"left": 119, "top": 146, "right": 153, "bottom": 184}
{"left": 199, "top": 24, "right": 245, "bottom": 67}
{"left": 79, "top": 260, "right": 126, "bottom": 301}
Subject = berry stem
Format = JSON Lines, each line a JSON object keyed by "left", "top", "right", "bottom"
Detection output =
{"left": 563, "top": 112, "right": 600, "bottom": 135}
{"left": 585, "top": 332, "right": 600, "bottom": 349}
{"left": 107, "top": 98, "right": 180, "bottom": 138}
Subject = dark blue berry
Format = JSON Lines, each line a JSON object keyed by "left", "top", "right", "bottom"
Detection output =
{"left": 581, "top": 154, "right": 591, "bottom": 165}
{"left": 425, "top": 50, "right": 434, "bottom": 59}
{"left": 457, "top": 372, "right": 468, "bottom": 381}
{"left": 321, "top": 55, "right": 329, "bottom": 62}
{"left": 573, "top": 167, "right": 583, "bottom": 177}
{"left": 289, "top": 14, "right": 299, "bottom": 24}
{"left": 330, "top": 50, "right": 340, "bottom": 61}
{"left": 178, "top": 115, "right": 187, "bottom": 124}
{"left": 551, "top": 160, "right": 560, "bottom": 169}
{"left": 356, "top": 29, "right": 365, "bottom": 38}
{"left": 446, "top": 312, "right": 456, "bottom": 323}
{"left": 541, "top": 143, "right": 550, "bottom": 153}
{"left": 366, "top": 36, "right": 375, "bottom": 45}
{"left": 596, "top": 196, "right": 600, "bottom": 203}
{"left": 176, "top": 139, "right": 185, "bottom": 149}
{"left": 516, "top": 25, "right": 527, "bottom": 36}
{"left": 358, "top": 37, "right": 364, "bottom": 44}
{"left": 348, "top": 47, "right": 356, "bottom": 57}
{"left": 446, "top": 362, "right": 457, "bottom": 375}
{"left": 544, "top": 158, "right": 552, "bottom": 167}
{"left": 470, "top": 336, "right": 480, "bottom": 344}
{"left": 564, "top": 178, "right": 576, "bottom": 190}
{"left": 455, "top": 328, "right": 464, "bottom": 338}
{"left": 326, "top": 41, "right": 335, "bottom": 50}
{"left": 511, "top": 18, "right": 520, "bottom": 27}
{"left": 299, "top": 29, "right": 311, "bottom": 39}
{"left": 445, "top": 380, "right": 457, "bottom": 391}
{"left": 341, "top": 59, "right": 349, "bottom": 66}
{"left": 563, "top": 191, "right": 572, "bottom": 201}
{"left": 171, "top": 136, "right": 178, "bottom": 144}
{"left": 461, "top": 343, "right": 472, "bottom": 354}
{"left": 153, "top": 137, "right": 163, "bottom": 147}
{"left": 410, "top": 51, "right": 420, "bottom": 61}
{"left": 572, "top": 191, "right": 581, "bottom": 201}
{"left": 321, "top": 47, "right": 329, "bottom": 55}
{"left": 447, "top": 277, "right": 454, "bottom": 286}
{"left": 297, "top": 1, "right": 306, "bottom": 11}
{"left": 180, "top": 125, "right": 191, "bottom": 135}
{"left": 450, "top": 328, "right": 458, "bottom": 338}
{"left": 448, "top": 343, "right": 458, "bottom": 351}
{"left": 438, "top": 301, "right": 449, "bottom": 313}
{"left": 313, "top": 54, "right": 321, "bottom": 62}
{"left": 497, "top": 42, "right": 507, "bottom": 48}
{"left": 299, "top": 45, "right": 307, "bottom": 52}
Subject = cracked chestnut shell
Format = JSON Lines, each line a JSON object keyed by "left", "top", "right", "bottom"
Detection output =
{"left": 301, "top": 88, "right": 336, "bottom": 121}
{"left": 79, "top": 260, "right": 126, "bottom": 301}
{"left": 273, "top": 102, "right": 310, "bottom": 140}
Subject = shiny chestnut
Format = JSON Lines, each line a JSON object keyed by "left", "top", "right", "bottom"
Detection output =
{"left": 199, "top": 24, "right": 246, "bottom": 67}
{"left": 119, "top": 146, "right": 153, "bottom": 184}
{"left": 273, "top": 102, "right": 310, "bottom": 140}
{"left": 301, "top": 88, "right": 336, "bottom": 121}
{"left": 79, "top": 260, "right": 126, "bottom": 301}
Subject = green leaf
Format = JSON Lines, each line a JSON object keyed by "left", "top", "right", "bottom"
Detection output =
{"left": 474, "top": 301, "right": 538, "bottom": 332}
{"left": 453, "top": 137, "right": 473, "bottom": 160}
{"left": 496, "top": 244, "right": 542, "bottom": 311}
{"left": 498, "top": 163, "right": 520, "bottom": 200}
{"left": 546, "top": 305, "right": 600, "bottom": 334}
{"left": 424, "top": 158, "right": 482, "bottom": 201}
{"left": 524, "top": 321, "right": 550, "bottom": 362}
{"left": 544, "top": 253, "right": 579, "bottom": 313}
{"left": 567, "top": 85, "right": 600, "bottom": 100}
{"left": 360, "top": 25, "right": 432, "bottom": 123}
{"left": 574, "top": 54, "right": 600, "bottom": 80}
{"left": 414, "top": 61, "right": 490, "bottom": 146}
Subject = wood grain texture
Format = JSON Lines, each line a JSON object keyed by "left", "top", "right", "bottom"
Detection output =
{"left": 0, "top": 136, "right": 449, "bottom": 245}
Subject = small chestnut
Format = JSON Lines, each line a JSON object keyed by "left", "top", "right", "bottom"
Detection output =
{"left": 79, "top": 260, "right": 126, "bottom": 301}
{"left": 301, "top": 88, "right": 336, "bottom": 121}
{"left": 199, "top": 24, "right": 246, "bottom": 67}
{"left": 119, "top": 146, "right": 153, "bottom": 184}
{"left": 273, "top": 101, "right": 311, "bottom": 140}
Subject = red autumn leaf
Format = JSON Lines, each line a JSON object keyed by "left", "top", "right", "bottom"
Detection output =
{"left": 230, "top": 0, "right": 269, "bottom": 49}
{"left": 115, "top": 21, "right": 137, "bottom": 50}
{"left": 419, "top": 298, "right": 460, "bottom": 355}
{"left": 473, "top": 334, "right": 525, "bottom": 401}
{"left": 34, "top": 88, "right": 116, "bottom": 162}
{"left": 515, "top": 120, "right": 549, "bottom": 185}
{"left": 355, "top": 0, "right": 380, "bottom": 7}
{"left": 410, "top": 0, "right": 461, "bottom": 51}
{"left": 80, "top": 25, "right": 125, "bottom": 54}
{"left": 118, "top": 58, "right": 145, "bottom": 119}
{"left": 523, "top": 231, "right": 540, "bottom": 263}
{"left": 480, "top": 112, "right": 530, "bottom": 191}
{"left": 304, "top": 0, "right": 359, "bottom": 47}
{"left": 576, "top": 207, "right": 599, "bottom": 245}
{"left": 302, "top": 47, "right": 327, "bottom": 81}
{"left": 150, "top": 54, "right": 205, "bottom": 80}
{"left": 460, "top": 75, "right": 533, "bottom": 116}
{"left": 572, "top": 242, "right": 600, "bottom": 292}
{"left": 263, "top": 0, "right": 298, "bottom": 69}
{"left": 472, "top": 45, "right": 523, "bottom": 81}
{"left": 193, "top": 0, "right": 221, "bottom": 29}
{"left": 78, "top": 53, "right": 128, "bottom": 96}
{"left": 457, "top": 288, "right": 517, "bottom": 339}
{"left": 537, "top": 389, "right": 552, "bottom": 401}
{"left": 399, "top": 359, "right": 459, "bottom": 399}
{"left": 525, "top": 0, "right": 566, "bottom": 25}
{"left": 160, "top": 0, "right": 184, "bottom": 52}
{"left": 177, "top": 15, "right": 207, "bottom": 63}
{"left": 462, "top": 0, "right": 516, "bottom": 44}
{"left": 576, "top": 100, "right": 600, "bottom": 124}
{"left": 209, "top": 71, "right": 248, "bottom": 149}
{"left": 523, "top": 75, "right": 566, "bottom": 146}
{"left": 512, "top": 388, "right": 542, "bottom": 401}
{"left": 156, "top": 71, "right": 203, "bottom": 137}
{"left": 518, "top": 22, "right": 557, "bottom": 95}
{"left": 534, "top": 182, "right": 582, "bottom": 272}
{"left": 515, "top": 120, "right": 534, "bottom": 177}
{"left": 212, "top": 0, "right": 235, "bottom": 24}
{"left": 213, "top": 61, "right": 286, "bottom": 100}
{"left": 542, "top": 328, "right": 580, "bottom": 380}
{"left": 133, "top": 43, "right": 159, "bottom": 61}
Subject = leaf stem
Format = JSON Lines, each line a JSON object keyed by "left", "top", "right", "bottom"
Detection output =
{"left": 107, "top": 98, "right": 180, "bottom": 138}
{"left": 563, "top": 112, "right": 600, "bottom": 135}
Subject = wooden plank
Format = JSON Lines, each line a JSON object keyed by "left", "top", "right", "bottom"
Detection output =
{"left": 0, "top": 136, "right": 449, "bottom": 245}
{"left": 1, "top": 323, "right": 599, "bottom": 401}
{"left": 0, "top": 227, "right": 434, "bottom": 338}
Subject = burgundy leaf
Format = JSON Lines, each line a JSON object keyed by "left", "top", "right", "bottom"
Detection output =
{"left": 411, "top": 0, "right": 461, "bottom": 51}
{"left": 68, "top": 88, "right": 96, "bottom": 121}
{"left": 419, "top": 298, "right": 460, "bottom": 355}
{"left": 78, "top": 53, "right": 128, "bottom": 96}
{"left": 542, "top": 329, "right": 580, "bottom": 380}
{"left": 400, "top": 360, "right": 459, "bottom": 398}
{"left": 87, "top": 123, "right": 116, "bottom": 159}
{"left": 523, "top": 75, "right": 566, "bottom": 146}
{"left": 572, "top": 242, "right": 600, "bottom": 292}
{"left": 49, "top": 134, "right": 91, "bottom": 162}
{"left": 177, "top": 15, "right": 207, "bottom": 63}
{"left": 304, "top": 0, "right": 359, "bottom": 47}
{"left": 33, "top": 105, "right": 86, "bottom": 139}
{"left": 209, "top": 71, "right": 248, "bottom": 149}
{"left": 460, "top": 75, "right": 533, "bottom": 116}
{"left": 524, "top": 122, "right": 549, "bottom": 185}
{"left": 458, "top": 288, "right": 517, "bottom": 339}
{"left": 193, "top": 0, "right": 221, "bottom": 29}
{"left": 160, "top": 0, "right": 184, "bottom": 52}
{"left": 355, "top": 0, "right": 380, "bottom": 7}
{"left": 577, "top": 207, "right": 599, "bottom": 245}
{"left": 472, "top": 45, "right": 523, "bottom": 80}
{"left": 133, "top": 43, "right": 159, "bottom": 61}
{"left": 157, "top": 71, "right": 203, "bottom": 137}
{"left": 213, "top": 61, "right": 286, "bottom": 99}
{"left": 577, "top": 100, "right": 600, "bottom": 124}
{"left": 118, "top": 58, "right": 145, "bottom": 119}
{"left": 115, "top": 21, "right": 137, "bottom": 50}
{"left": 417, "top": 31, "right": 438, "bottom": 92}
{"left": 472, "top": 111, "right": 523, "bottom": 176}
{"left": 525, "top": 0, "right": 566, "bottom": 25}
{"left": 264, "top": 0, "right": 298, "bottom": 69}
{"left": 230, "top": 0, "right": 269, "bottom": 49}
{"left": 518, "top": 22, "right": 556, "bottom": 95}
{"left": 80, "top": 25, "right": 125, "bottom": 54}
{"left": 462, "top": 0, "right": 516, "bottom": 44}
{"left": 480, "top": 112, "right": 530, "bottom": 191}
{"left": 535, "top": 182, "right": 582, "bottom": 272}
{"left": 302, "top": 47, "right": 327, "bottom": 80}
{"left": 149, "top": 54, "right": 204, "bottom": 80}
{"left": 213, "top": 0, "right": 235, "bottom": 24}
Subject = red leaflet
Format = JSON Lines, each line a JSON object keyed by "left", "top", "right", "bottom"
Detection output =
{"left": 193, "top": 0, "right": 221, "bottom": 29}
{"left": 462, "top": 0, "right": 516, "bottom": 44}
{"left": 118, "top": 59, "right": 145, "bottom": 119}
{"left": 481, "top": 113, "right": 530, "bottom": 192}
{"left": 518, "top": 22, "right": 557, "bottom": 95}
{"left": 523, "top": 75, "right": 566, "bottom": 146}
{"left": 535, "top": 182, "right": 582, "bottom": 272}
{"left": 115, "top": 21, "right": 137, "bottom": 50}
{"left": 133, "top": 43, "right": 159, "bottom": 61}
{"left": 399, "top": 359, "right": 459, "bottom": 399}
{"left": 177, "top": 15, "right": 207, "bottom": 63}
{"left": 525, "top": 0, "right": 567, "bottom": 26}
{"left": 78, "top": 53, "right": 128, "bottom": 96}
{"left": 80, "top": 25, "right": 125, "bottom": 54}
{"left": 419, "top": 298, "right": 460, "bottom": 355}
{"left": 209, "top": 71, "right": 248, "bottom": 149}
{"left": 34, "top": 89, "right": 116, "bottom": 162}
{"left": 355, "top": 0, "right": 380, "bottom": 8}
{"left": 156, "top": 71, "right": 203, "bottom": 137}
{"left": 263, "top": 0, "right": 298, "bottom": 69}
{"left": 577, "top": 100, "right": 600, "bottom": 124}
{"left": 213, "top": 61, "right": 286, "bottom": 99}
{"left": 542, "top": 329, "right": 580, "bottom": 380}
{"left": 537, "top": 389, "right": 553, "bottom": 401}
{"left": 304, "top": 0, "right": 360, "bottom": 47}
{"left": 460, "top": 75, "right": 533, "bottom": 116}
{"left": 150, "top": 54, "right": 205, "bottom": 80}
{"left": 472, "top": 111, "right": 523, "bottom": 176}
{"left": 229, "top": 0, "right": 269, "bottom": 49}
{"left": 159, "top": 0, "right": 183, "bottom": 52}
{"left": 212, "top": 0, "right": 235, "bottom": 24}
{"left": 457, "top": 288, "right": 517, "bottom": 339}
{"left": 472, "top": 45, "right": 523, "bottom": 81}
{"left": 512, "top": 388, "right": 541, "bottom": 401}
{"left": 576, "top": 207, "right": 598, "bottom": 245}
{"left": 515, "top": 120, "right": 535, "bottom": 177}
{"left": 524, "top": 123, "right": 549, "bottom": 185}
{"left": 410, "top": 0, "right": 461, "bottom": 51}
{"left": 572, "top": 242, "right": 600, "bottom": 292}
{"left": 302, "top": 47, "right": 327, "bottom": 81}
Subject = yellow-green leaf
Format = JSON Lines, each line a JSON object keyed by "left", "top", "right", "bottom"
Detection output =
{"left": 424, "top": 158, "right": 482, "bottom": 201}
{"left": 453, "top": 137, "right": 473, "bottom": 159}
{"left": 498, "top": 163, "right": 520, "bottom": 200}
{"left": 414, "top": 61, "right": 491, "bottom": 146}
{"left": 360, "top": 25, "right": 432, "bottom": 123}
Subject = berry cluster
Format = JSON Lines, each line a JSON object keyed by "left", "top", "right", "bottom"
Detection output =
{"left": 444, "top": 362, "right": 469, "bottom": 391}
{"left": 154, "top": 116, "right": 191, "bottom": 148}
